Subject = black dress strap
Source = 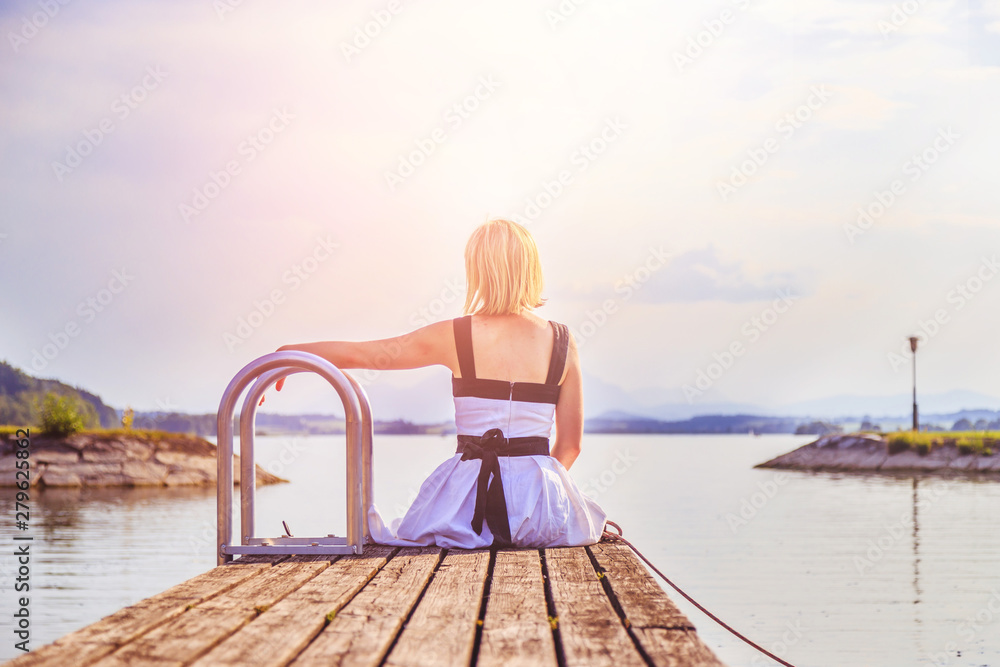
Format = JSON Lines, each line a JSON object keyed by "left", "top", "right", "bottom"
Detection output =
{"left": 544, "top": 321, "right": 570, "bottom": 386}
{"left": 453, "top": 315, "right": 476, "bottom": 379}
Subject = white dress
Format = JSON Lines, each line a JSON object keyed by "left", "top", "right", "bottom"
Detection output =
{"left": 367, "top": 316, "right": 608, "bottom": 548}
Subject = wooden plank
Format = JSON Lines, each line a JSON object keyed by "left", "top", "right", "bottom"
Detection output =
{"left": 289, "top": 547, "right": 442, "bottom": 667}
{"left": 383, "top": 549, "right": 490, "bottom": 667}
{"left": 4, "top": 559, "right": 274, "bottom": 667}
{"left": 589, "top": 542, "right": 726, "bottom": 667}
{"left": 544, "top": 547, "right": 646, "bottom": 667}
{"left": 190, "top": 546, "right": 397, "bottom": 667}
{"left": 226, "top": 554, "right": 290, "bottom": 565}
{"left": 92, "top": 555, "right": 331, "bottom": 667}
{"left": 478, "top": 549, "right": 558, "bottom": 667}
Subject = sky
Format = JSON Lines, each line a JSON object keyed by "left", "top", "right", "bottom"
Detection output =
{"left": 1, "top": 0, "right": 999, "bottom": 420}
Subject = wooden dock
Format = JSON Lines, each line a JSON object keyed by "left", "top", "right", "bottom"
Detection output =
{"left": 7, "top": 542, "right": 725, "bottom": 666}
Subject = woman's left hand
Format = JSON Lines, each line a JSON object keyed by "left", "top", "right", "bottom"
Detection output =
{"left": 258, "top": 348, "right": 290, "bottom": 406}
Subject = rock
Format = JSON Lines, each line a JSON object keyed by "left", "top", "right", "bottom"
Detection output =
{"left": 0, "top": 457, "right": 21, "bottom": 472}
{"left": 37, "top": 468, "right": 82, "bottom": 487}
{"left": 33, "top": 448, "right": 80, "bottom": 464}
{"left": 972, "top": 456, "right": 1000, "bottom": 472}
{"left": 759, "top": 435, "right": 889, "bottom": 471}
{"left": 41, "top": 462, "right": 130, "bottom": 487}
{"left": 121, "top": 460, "right": 170, "bottom": 485}
{"left": 948, "top": 454, "right": 978, "bottom": 471}
{"left": 0, "top": 431, "right": 288, "bottom": 488}
{"left": 164, "top": 470, "right": 213, "bottom": 486}
{"left": 81, "top": 450, "right": 132, "bottom": 463}
{"left": 757, "top": 433, "right": 1000, "bottom": 479}
{"left": 0, "top": 463, "right": 45, "bottom": 487}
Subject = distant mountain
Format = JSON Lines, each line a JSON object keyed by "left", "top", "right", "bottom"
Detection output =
{"left": 0, "top": 360, "right": 118, "bottom": 428}
{"left": 130, "top": 411, "right": 455, "bottom": 437}
{"left": 775, "top": 390, "right": 1000, "bottom": 419}
{"left": 585, "top": 412, "right": 800, "bottom": 434}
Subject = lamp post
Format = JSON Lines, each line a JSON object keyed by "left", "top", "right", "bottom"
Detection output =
{"left": 909, "top": 336, "right": 919, "bottom": 432}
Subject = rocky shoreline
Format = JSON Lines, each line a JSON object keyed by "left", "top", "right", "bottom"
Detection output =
{"left": 757, "top": 433, "right": 1000, "bottom": 478}
{"left": 0, "top": 431, "right": 287, "bottom": 488}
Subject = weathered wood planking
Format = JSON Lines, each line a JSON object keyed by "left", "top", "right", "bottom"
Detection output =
{"left": 92, "top": 555, "right": 331, "bottom": 667}
{"left": 10, "top": 542, "right": 729, "bottom": 667}
{"left": 383, "top": 549, "right": 490, "bottom": 667}
{"left": 288, "top": 547, "right": 443, "bottom": 667}
{"left": 4, "top": 557, "right": 277, "bottom": 667}
{"left": 190, "top": 546, "right": 397, "bottom": 667}
{"left": 478, "top": 549, "right": 558, "bottom": 667}
{"left": 544, "top": 547, "right": 647, "bottom": 667}
{"left": 589, "top": 542, "right": 726, "bottom": 667}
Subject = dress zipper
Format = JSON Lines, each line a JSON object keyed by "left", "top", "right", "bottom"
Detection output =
{"left": 506, "top": 381, "right": 514, "bottom": 435}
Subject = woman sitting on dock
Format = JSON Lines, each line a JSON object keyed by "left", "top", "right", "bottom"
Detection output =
{"left": 272, "top": 218, "right": 608, "bottom": 548}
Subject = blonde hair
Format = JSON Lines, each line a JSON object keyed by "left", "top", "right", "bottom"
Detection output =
{"left": 463, "top": 219, "right": 546, "bottom": 315}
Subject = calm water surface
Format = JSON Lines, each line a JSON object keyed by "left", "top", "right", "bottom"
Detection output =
{"left": 1, "top": 433, "right": 999, "bottom": 665}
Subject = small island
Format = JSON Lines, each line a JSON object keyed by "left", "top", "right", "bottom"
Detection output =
{"left": 757, "top": 431, "right": 1000, "bottom": 478}
{"left": 0, "top": 429, "right": 287, "bottom": 488}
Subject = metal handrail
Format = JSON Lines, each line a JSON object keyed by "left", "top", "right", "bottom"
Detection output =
{"left": 216, "top": 351, "right": 373, "bottom": 565}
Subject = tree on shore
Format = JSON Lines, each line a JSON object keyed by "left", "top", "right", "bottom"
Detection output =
{"left": 38, "top": 392, "right": 99, "bottom": 436}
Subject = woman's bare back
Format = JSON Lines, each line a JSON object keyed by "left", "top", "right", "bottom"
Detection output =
{"left": 459, "top": 313, "right": 564, "bottom": 385}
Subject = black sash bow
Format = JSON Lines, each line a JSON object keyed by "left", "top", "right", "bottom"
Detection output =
{"left": 456, "top": 428, "right": 549, "bottom": 546}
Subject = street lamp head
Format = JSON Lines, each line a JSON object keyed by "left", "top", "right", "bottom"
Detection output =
{"left": 909, "top": 336, "right": 919, "bottom": 353}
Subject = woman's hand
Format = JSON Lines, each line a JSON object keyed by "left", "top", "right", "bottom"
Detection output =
{"left": 258, "top": 347, "right": 291, "bottom": 406}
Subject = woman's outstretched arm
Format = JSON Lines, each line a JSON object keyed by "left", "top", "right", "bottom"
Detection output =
{"left": 551, "top": 334, "right": 583, "bottom": 470}
{"left": 266, "top": 319, "right": 459, "bottom": 396}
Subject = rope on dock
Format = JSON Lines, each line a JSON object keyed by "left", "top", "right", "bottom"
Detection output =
{"left": 600, "top": 521, "right": 798, "bottom": 667}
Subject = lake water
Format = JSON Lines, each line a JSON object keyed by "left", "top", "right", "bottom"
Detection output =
{"left": 2, "top": 433, "right": 999, "bottom": 666}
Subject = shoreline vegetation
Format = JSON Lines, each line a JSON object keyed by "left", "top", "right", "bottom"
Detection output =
{"left": 0, "top": 428, "right": 286, "bottom": 488}
{"left": 757, "top": 431, "right": 1000, "bottom": 478}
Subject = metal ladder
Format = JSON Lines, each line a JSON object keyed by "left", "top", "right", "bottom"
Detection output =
{"left": 216, "top": 351, "right": 373, "bottom": 565}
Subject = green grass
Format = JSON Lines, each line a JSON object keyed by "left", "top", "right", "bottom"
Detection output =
{"left": 0, "top": 425, "right": 198, "bottom": 441}
{"left": 885, "top": 431, "right": 1000, "bottom": 456}
{"left": 88, "top": 428, "right": 192, "bottom": 441}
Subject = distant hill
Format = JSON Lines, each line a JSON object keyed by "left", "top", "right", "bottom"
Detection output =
{"left": 0, "top": 360, "right": 118, "bottom": 428}
{"left": 131, "top": 411, "right": 456, "bottom": 437}
{"left": 584, "top": 412, "right": 801, "bottom": 434}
